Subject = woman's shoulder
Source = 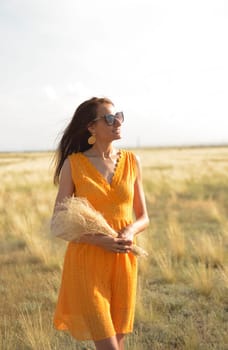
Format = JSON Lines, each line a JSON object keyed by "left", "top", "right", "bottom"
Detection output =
{"left": 67, "top": 152, "right": 84, "bottom": 173}
{"left": 67, "top": 153, "right": 85, "bottom": 182}
{"left": 68, "top": 152, "right": 82, "bottom": 160}
{"left": 68, "top": 152, "right": 84, "bottom": 164}
{"left": 122, "top": 149, "right": 139, "bottom": 162}
{"left": 121, "top": 150, "right": 141, "bottom": 174}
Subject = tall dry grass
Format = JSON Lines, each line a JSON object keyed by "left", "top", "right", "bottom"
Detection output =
{"left": 1, "top": 147, "right": 228, "bottom": 349}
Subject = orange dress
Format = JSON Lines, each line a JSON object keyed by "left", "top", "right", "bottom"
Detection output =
{"left": 54, "top": 150, "right": 138, "bottom": 341}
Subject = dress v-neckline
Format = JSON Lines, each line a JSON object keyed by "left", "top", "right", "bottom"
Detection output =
{"left": 80, "top": 150, "right": 123, "bottom": 187}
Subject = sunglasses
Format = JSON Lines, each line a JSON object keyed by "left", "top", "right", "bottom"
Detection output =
{"left": 94, "top": 112, "right": 124, "bottom": 126}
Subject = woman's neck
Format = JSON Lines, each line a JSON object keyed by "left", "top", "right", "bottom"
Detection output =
{"left": 88, "top": 143, "right": 118, "bottom": 160}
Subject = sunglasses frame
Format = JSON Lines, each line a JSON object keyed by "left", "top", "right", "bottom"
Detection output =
{"left": 93, "top": 112, "right": 124, "bottom": 126}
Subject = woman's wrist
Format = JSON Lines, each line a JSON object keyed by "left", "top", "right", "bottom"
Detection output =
{"left": 120, "top": 225, "right": 136, "bottom": 239}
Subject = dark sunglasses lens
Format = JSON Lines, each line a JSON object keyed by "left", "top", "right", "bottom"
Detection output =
{"left": 104, "top": 112, "right": 124, "bottom": 125}
{"left": 116, "top": 112, "right": 124, "bottom": 123}
{"left": 105, "top": 115, "right": 115, "bottom": 125}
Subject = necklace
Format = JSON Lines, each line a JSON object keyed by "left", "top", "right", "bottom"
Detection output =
{"left": 87, "top": 149, "right": 120, "bottom": 162}
{"left": 83, "top": 149, "right": 122, "bottom": 183}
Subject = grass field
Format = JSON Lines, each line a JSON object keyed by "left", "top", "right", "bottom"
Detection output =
{"left": 0, "top": 147, "right": 228, "bottom": 349}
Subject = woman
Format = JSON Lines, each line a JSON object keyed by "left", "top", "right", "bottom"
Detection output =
{"left": 52, "top": 97, "right": 149, "bottom": 350}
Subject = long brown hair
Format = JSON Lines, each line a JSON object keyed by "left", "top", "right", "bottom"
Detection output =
{"left": 53, "top": 96, "right": 114, "bottom": 184}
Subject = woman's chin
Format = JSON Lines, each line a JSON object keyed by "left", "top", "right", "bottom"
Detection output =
{"left": 112, "top": 131, "right": 122, "bottom": 139}
{"left": 113, "top": 134, "right": 121, "bottom": 141}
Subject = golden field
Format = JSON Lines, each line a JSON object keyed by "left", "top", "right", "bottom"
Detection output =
{"left": 0, "top": 147, "right": 228, "bottom": 350}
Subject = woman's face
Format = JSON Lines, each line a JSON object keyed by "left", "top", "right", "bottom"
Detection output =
{"left": 89, "top": 103, "right": 123, "bottom": 143}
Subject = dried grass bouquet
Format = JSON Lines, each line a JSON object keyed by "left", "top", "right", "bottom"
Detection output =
{"left": 51, "top": 197, "right": 147, "bottom": 257}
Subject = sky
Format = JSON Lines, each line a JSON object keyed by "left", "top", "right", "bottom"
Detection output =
{"left": 0, "top": 0, "right": 227, "bottom": 151}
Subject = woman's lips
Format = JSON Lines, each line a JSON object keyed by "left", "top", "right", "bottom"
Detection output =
{"left": 112, "top": 128, "right": 121, "bottom": 133}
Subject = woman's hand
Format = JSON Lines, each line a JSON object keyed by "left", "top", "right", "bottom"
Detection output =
{"left": 77, "top": 234, "right": 133, "bottom": 253}
{"left": 118, "top": 225, "right": 135, "bottom": 242}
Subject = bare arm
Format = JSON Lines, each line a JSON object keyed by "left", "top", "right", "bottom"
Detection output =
{"left": 119, "top": 155, "right": 150, "bottom": 240}
{"left": 52, "top": 158, "right": 75, "bottom": 218}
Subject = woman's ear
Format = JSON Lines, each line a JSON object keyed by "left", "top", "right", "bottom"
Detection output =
{"left": 87, "top": 122, "right": 95, "bottom": 135}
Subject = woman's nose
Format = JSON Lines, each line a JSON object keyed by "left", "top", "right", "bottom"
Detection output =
{"left": 114, "top": 117, "right": 122, "bottom": 126}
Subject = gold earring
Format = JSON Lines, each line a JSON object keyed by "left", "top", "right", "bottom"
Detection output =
{"left": 88, "top": 135, "right": 96, "bottom": 145}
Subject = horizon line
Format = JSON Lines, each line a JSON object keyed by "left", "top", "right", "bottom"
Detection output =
{"left": 1, "top": 142, "right": 228, "bottom": 154}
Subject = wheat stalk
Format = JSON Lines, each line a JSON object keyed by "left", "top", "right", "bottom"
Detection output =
{"left": 51, "top": 196, "right": 148, "bottom": 257}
